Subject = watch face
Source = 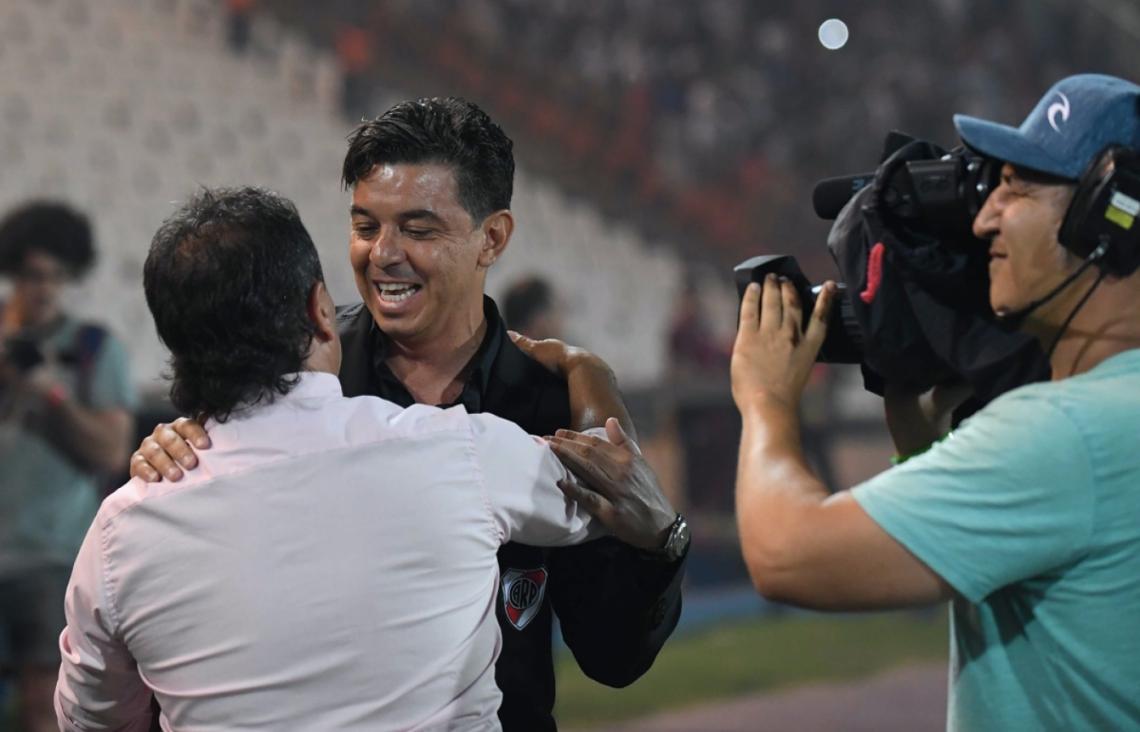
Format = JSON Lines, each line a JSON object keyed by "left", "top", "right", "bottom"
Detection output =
{"left": 666, "top": 519, "right": 690, "bottom": 561}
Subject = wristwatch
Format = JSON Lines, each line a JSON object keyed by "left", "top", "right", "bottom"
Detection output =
{"left": 655, "top": 513, "right": 690, "bottom": 563}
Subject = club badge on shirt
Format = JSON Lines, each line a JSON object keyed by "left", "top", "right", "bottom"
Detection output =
{"left": 501, "top": 567, "right": 548, "bottom": 630}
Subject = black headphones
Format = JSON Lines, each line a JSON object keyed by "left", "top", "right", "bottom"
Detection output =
{"left": 1058, "top": 145, "right": 1140, "bottom": 277}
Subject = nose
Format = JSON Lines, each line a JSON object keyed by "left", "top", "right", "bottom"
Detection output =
{"left": 972, "top": 184, "right": 1004, "bottom": 241}
{"left": 369, "top": 227, "right": 406, "bottom": 268}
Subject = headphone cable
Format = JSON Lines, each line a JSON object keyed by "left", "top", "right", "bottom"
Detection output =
{"left": 996, "top": 240, "right": 1108, "bottom": 330}
{"left": 1044, "top": 266, "right": 1109, "bottom": 361}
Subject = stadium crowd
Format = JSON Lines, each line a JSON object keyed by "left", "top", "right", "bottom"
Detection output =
{"left": 255, "top": 0, "right": 1133, "bottom": 267}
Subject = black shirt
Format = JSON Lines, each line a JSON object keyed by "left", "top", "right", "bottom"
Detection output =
{"left": 336, "top": 297, "right": 686, "bottom": 731}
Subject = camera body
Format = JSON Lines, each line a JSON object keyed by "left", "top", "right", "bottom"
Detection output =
{"left": 743, "top": 135, "right": 998, "bottom": 369}
{"left": 812, "top": 135, "right": 1000, "bottom": 240}
{"left": 735, "top": 132, "right": 1050, "bottom": 402}
{"left": 733, "top": 255, "right": 861, "bottom": 364}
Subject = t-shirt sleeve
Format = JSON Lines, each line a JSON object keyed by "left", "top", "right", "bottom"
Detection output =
{"left": 470, "top": 414, "right": 606, "bottom": 547}
{"left": 851, "top": 390, "right": 1095, "bottom": 603}
{"left": 87, "top": 333, "right": 137, "bottom": 412}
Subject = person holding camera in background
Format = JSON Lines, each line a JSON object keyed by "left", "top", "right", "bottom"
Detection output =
{"left": 726, "top": 73, "right": 1140, "bottom": 729}
{"left": 0, "top": 201, "right": 135, "bottom": 732}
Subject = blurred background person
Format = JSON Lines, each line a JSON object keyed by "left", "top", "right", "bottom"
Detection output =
{"left": 503, "top": 275, "right": 564, "bottom": 341}
{"left": 0, "top": 201, "right": 135, "bottom": 732}
{"left": 667, "top": 276, "right": 731, "bottom": 380}
{"left": 224, "top": 0, "right": 257, "bottom": 54}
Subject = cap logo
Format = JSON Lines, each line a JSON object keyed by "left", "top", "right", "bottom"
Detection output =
{"left": 1047, "top": 91, "right": 1070, "bottom": 133}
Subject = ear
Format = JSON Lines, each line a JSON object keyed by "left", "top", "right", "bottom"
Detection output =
{"left": 307, "top": 281, "right": 337, "bottom": 343}
{"left": 477, "top": 209, "right": 514, "bottom": 268}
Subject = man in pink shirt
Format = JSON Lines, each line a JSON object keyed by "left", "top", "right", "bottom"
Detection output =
{"left": 54, "top": 187, "right": 670, "bottom": 731}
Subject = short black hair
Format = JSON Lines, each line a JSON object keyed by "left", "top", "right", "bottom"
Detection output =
{"left": 0, "top": 200, "right": 95, "bottom": 278}
{"left": 503, "top": 276, "right": 554, "bottom": 330}
{"left": 342, "top": 97, "right": 514, "bottom": 223}
{"left": 144, "top": 187, "right": 325, "bottom": 423}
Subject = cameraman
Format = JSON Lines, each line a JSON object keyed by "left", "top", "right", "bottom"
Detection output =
{"left": 723, "top": 74, "right": 1140, "bottom": 728}
{"left": 0, "top": 202, "right": 135, "bottom": 732}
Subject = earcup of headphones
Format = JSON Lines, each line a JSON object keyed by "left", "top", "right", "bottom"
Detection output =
{"left": 1057, "top": 146, "right": 1140, "bottom": 276}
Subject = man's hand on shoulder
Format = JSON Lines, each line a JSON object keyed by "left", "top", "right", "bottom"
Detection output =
{"left": 130, "top": 417, "right": 210, "bottom": 482}
{"left": 509, "top": 331, "right": 637, "bottom": 439}
{"left": 507, "top": 330, "right": 603, "bottom": 376}
{"left": 549, "top": 418, "right": 677, "bottom": 553}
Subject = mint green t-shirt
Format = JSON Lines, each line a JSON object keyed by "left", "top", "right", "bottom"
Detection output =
{"left": 853, "top": 349, "right": 1140, "bottom": 731}
{"left": 0, "top": 316, "right": 136, "bottom": 577}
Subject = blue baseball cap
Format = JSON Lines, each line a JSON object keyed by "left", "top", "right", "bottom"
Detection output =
{"left": 953, "top": 74, "right": 1140, "bottom": 180}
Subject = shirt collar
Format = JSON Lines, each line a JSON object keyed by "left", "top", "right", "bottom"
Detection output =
{"left": 367, "top": 296, "right": 504, "bottom": 409}
{"left": 279, "top": 371, "right": 345, "bottom": 401}
{"left": 203, "top": 371, "right": 343, "bottom": 432}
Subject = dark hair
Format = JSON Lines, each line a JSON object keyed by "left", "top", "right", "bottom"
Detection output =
{"left": 503, "top": 276, "right": 554, "bottom": 330}
{"left": 144, "top": 187, "right": 325, "bottom": 423}
{"left": 342, "top": 97, "right": 514, "bottom": 222}
{"left": 0, "top": 200, "right": 95, "bottom": 278}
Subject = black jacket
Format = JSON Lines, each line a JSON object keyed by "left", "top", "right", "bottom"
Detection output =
{"left": 336, "top": 298, "right": 686, "bottom": 731}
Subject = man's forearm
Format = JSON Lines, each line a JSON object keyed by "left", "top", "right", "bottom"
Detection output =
{"left": 737, "top": 399, "right": 828, "bottom": 498}
{"left": 565, "top": 356, "right": 637, "bottom": 441}
{"left": 550, "top": 538, "right": 685, "bottom": 686}
{"left": 883, "top": 383, "right": 970, "bottom": 456}
{"left": 735, "top": 400, "right": 829, "bottom": 593}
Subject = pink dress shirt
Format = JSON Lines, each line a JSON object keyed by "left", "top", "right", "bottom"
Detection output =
{"left": 55, "top": 372, "right": 601, "bottom": 731}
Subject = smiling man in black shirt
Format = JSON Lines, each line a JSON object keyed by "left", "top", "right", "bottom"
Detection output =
{"left": 133, "top": 97, "right": 687, "bottom": 731}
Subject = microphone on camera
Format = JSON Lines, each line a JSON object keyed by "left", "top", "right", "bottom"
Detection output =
{"left": 813, "top": 132, "right": 922, "bottom": 219}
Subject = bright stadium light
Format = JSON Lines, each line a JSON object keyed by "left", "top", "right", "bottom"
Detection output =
{"left": 818, "top": 18, "right": 849, "bottom": 50}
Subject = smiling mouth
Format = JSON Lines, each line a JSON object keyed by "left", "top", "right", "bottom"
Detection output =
{"left": 375, "top": 282, "right": 422, "bottom": 303}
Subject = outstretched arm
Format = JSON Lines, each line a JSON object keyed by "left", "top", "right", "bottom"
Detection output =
{"left": 545, "top": 418, "right": 687, "bottom": 685}
{"left": 510, "top": 331, "right": 686, "bottom": 685}
{"left": 509, "top": 332, "right": 674, "bottom": 547}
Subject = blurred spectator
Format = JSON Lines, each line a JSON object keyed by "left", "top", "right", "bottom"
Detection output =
{"left": 502, "top": 275, "right": 564, "bottom": 341}
{"left": 335, "top": 25, "right": 373, "bottom": 120}
{"left": 668, "top": 278, "right": 730, "bottom": 379}
{"left": 225, "top": 0, "right": 257, "bottom": 54}
{"left": 0, "top": 202, "right": 135, "bottom": 732}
